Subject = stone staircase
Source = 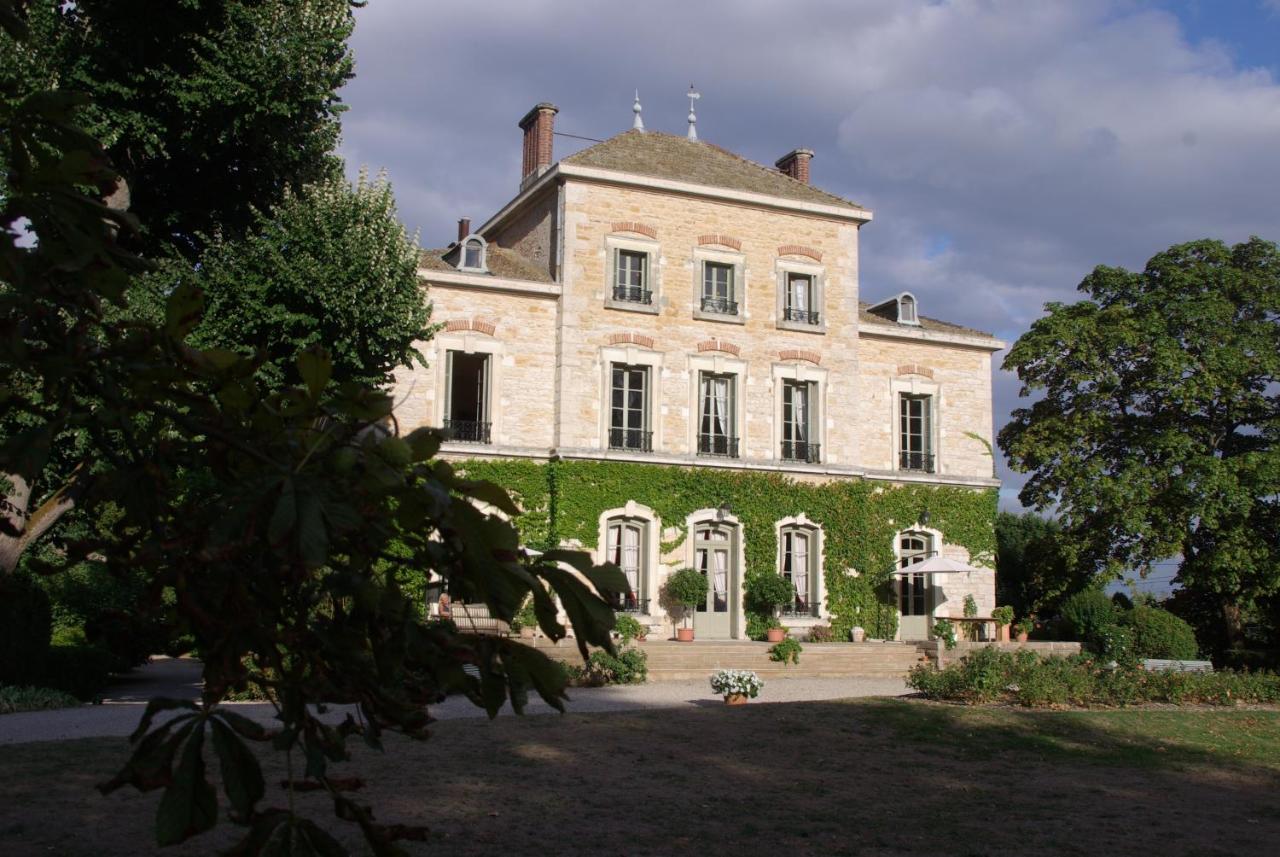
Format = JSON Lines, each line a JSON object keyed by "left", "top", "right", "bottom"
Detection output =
{"left": 528, "top": 638, "right": 929, "bottom": 681}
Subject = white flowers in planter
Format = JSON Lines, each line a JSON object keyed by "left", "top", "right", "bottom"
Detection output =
{"left": 709, "top": 669, "right": 764, "bottom": 699}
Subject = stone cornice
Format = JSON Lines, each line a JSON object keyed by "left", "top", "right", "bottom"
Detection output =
{"left": 859, "top": 321, "right": 1006, "bottom": 352}
{"left": 416, "top": 268, "right": 561, "bottom": 298}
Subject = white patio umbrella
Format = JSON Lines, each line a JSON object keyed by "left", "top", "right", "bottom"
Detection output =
{"left": 892, "top": 555, "right": 992, "bottom": 575}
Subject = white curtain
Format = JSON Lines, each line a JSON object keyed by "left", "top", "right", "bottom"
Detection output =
{"left": 791, "top": 276, "right": 809, "bottom": 313}
{"left": 792, "top": 533, "right": 808, "bottom": 610}
{"left": 793, "top": 384, "right": 808, "bottom": 443}
{"left": 712, "top": 377, "right": 729, "bottom": 437}
{"left": 622, "top": 525, "right": 640, "bottom": 601}
{"left": 712, "top": 549, "right": 728, "bottom": 611}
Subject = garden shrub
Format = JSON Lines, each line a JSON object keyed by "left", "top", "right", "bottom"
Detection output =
{"left": 581, "top": 647, "right": 648, "bottom": 685}
{"left": 1122, "top": 606, "right": 1199, "bottom": 660}
{"left": 807, "top": 624, "right": 835, "bottom": 642}
{"left": 0, "top": 685, "right": 82, "bottom": 714}
{"left": 1059, "top": 589, "right": 1120, "bottom": 643}
{"left": 41, "top": 644, "right": 117, "bottom": 701}
{"left": 0, "top": 574, "right": 53, "bottom": 686}
{"left": 768, "top": 638, "right": 802, "bottom": 665}
{"left": 612, "top": 614, "right": 646, "bottom": 644}
{"left": 907, "top": 645, "right": 1280, "bottom": 707}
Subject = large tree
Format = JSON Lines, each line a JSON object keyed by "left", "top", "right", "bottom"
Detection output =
{"left": 7, "top": 0, "right": 355, "bottom": 259}
{"left": 995, "top": 511, "right": 1088, "bottom": 621}
{"left": 182, "top": 170, "right": 432, "bottom": 391}
{"left": 1000, "top": 238, "right": 1280, "bottom": 651}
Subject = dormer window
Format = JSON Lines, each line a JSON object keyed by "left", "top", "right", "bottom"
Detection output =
{"left": 458, "top": 235, "right": 487, "bottom": 273}
{"left": 899, "top": 293, "right": 919, "bottom": 325}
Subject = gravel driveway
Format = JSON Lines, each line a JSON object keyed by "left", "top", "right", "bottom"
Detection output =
{"left": 0, "top": 657, "right": 910, "bottom": 745}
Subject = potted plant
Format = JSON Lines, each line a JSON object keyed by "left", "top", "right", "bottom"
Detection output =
{"left": 747, "top": 573, "right": 795, "bottom": 642}
{"left": 613, "top": 614, "right": 647, "bottom": 644}
{"left": 710, "top": 669, "right": 763, "bottom": 704}
{"left": 665, "top": 568, "right": 707, "bottom": 642}
{"left": 1014, "top": 617, "right": 1034, "bottom": 643}
{"left": 992, "top": 605, "right": 1014, "bottom": 642}
{"left": 768, "top": 638, "right": 802, "bottom": 666}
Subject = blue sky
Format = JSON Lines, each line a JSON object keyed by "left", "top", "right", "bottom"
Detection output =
{"left": 337, "top": 1, "right": 1280, "bottom": 555}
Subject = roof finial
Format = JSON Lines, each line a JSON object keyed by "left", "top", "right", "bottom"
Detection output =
{"left": 632, "top": 90, "right": 644, "bottom": 132}
{"left": 686, "top": 84, "right": 700, "bottom": 141}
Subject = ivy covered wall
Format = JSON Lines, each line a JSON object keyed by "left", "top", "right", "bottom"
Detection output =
{"left": 458, "top": 458, "right": 997, "bottom": 640}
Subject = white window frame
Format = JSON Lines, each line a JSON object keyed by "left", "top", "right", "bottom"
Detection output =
{"left": 776, "top": 515, "right": 825, "bottom": 622}
{"left": 686, "top": 352, "right": 747, "bottom": 458}
{"left": 434, "top": 330, "right": 504, "bottom": 446}
{"left": 894, "top": 526, "right": 942, "bottom": 635}
{"left": 598, "top": 501, "right": 661, "bottom": 615}
{"left": 683, "top": 508, "right": 748, "bottom": 639}
{"left": 775, "top": 259, "right": 826, "bottom": 334}
{"left": 772, "top": 361, "right": 828, "bottom": 465}
{"left": 604, "top": 234, "right": 661, "bottom": 315}
{"left": 692, "top": 246, "right": 746, "bottom": 325}
{"left": 457, "top": 234, "right": 488, "bottom": 273}
{"left": 890, "top": 376, "right": 941, "bottom": 474}
{"left": 599, "top": 344, "right": 664, "bottom": 453}
{"left": 898, "top": 292, "right": 920, "bottom": 325}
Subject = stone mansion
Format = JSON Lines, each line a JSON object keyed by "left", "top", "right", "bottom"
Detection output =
{"left": 392, "top": 101, "right": 1004, "bottom": 642}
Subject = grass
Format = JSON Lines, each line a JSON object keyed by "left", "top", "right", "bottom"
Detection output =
{"left": 0, "top": 685, "right": 82, "bottom": 715}
{"left": 0, "top": 698, "right": 1277, "bottom": 855}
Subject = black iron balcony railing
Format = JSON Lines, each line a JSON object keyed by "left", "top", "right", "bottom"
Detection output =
{"left": 612, "top": 285, "right": 653, "bottom": 305}
{"left": 697, "top": 434, "right": 739, "bottom": 458}
{"left": 609, "top": 427, "right": 653, "bottom": 452}
{"left": 781, "top": 440, "right": 821, "bottom": 463}
{"left": 611, "top": 594, "right": 650, "bottom": 614}
{"left": 899, "top": 450, "right": 936, "bottom": 473}
{"left": 700, "top": 295, "right": 739, "bottom": 315}
{"left": 783, "top": 306, "right": 821, "bottom": 325}
{"left": 780, "top": 599, "right": 819, "bottom": 618}
{"left": 443, "top": 419, "right": 491, "bottom": 444}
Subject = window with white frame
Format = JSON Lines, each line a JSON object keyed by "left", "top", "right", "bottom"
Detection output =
{"left": 698, "top": 372, "right": 738, "bottom": 458}
{"left": 779, "top": 526, "right": 819, "bottom": 616}
{"left": 781, "top": 380, "right": 819, "bottom": 463}
{"left": 462, "top": 238, "right": 485, "bottom": 271}
{"left": 898, "top": 293, "right": 919, "bottom": 324}
{"left": 701, "top": 261, "right": 737, "bottom": 315}
{"left": 605, "top": 517, "right": 648, "bottom": 612}
{"left": 898, "top": 531, "right": 932, "bottom": 616}
{"left": 899, "top": 394, "right": 934, "bottom": 472}
{"left": 444, "top": 351, "right": 491, "bottom": 443}
{"left": 613, "top": 249, "right": 651, "bottom": 305}
{"left": 694, "top": 522, "right": 734, "bottom": 614}
{"left": 609, "top": 363, "right": 651, "bottom": 452}
{"left": 784, "top": 273, "right": 819, "bottom": 325}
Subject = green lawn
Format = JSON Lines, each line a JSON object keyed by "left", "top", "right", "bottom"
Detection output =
{"left": 1, "top": 699, "right": 1277, "bottom": 856}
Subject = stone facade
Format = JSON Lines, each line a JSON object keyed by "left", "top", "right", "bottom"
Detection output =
{"left": 392, "top": 110, "right": 1005, "bottom": 640}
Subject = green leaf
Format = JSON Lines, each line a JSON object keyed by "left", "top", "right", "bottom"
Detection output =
{"left": 296, "top": 347, "right": 333, "bottom": 399}
{"left": 165, "top": 282, "right": 205, "bottom": 340}
{"left": 156, "top": 719, "right": 217, "bottom": 846}
{"left": 214, "top": 708, "right": 270, "bottom": 741}
{"left": 210, "top": 719, "right": 264, "bottom": 818}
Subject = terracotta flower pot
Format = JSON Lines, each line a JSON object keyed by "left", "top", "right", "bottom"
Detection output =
{"left": 765, "top": 627, "right": 786, "bottom": 643}
{"left": 1016, "top": 631, "right": 1030, "bottom": 643}
{"left": 676, "top": 627, "right": 695, "bottom": 642}
{"left": 725, "top": 693, "right": 748, "bottom": 706}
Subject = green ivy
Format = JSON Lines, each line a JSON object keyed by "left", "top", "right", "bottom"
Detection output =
{"left": 455, "top": 459, "right": 996, "bottom": 640}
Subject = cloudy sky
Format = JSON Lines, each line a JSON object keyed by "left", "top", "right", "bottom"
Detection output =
{"left": 337, "top": 0, "right": 1280, "bottom": 522}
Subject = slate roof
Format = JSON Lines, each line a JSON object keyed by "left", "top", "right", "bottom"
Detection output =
{"left": 858, "top": 301, "right": 995, "bottom": 339}
{"left": 562, "top": 130, "right": 866, "bottom": 212}
{"left": 418, "top": 245, "right": 554, "bottom": 284}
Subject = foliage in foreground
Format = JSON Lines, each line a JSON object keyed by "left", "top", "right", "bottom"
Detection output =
{"left": 0, "top": 22, "right": 626, "bottom": 856}
{"left": 0, "top": 683, "right": 81, "bottom": 714}
{"left": 908, "top": 646, "right": 1280, "bottom": 708}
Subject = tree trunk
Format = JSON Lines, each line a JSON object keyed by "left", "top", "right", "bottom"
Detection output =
{"left": 1221, "top": 601, "right": 1246, "bottom": 651}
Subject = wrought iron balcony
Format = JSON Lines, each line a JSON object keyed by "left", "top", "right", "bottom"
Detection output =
{"left": 780, "top": 599, "right": 819, "bottom": 618}
{"left": 609, "top": 427, "right": 653, "bottom": 452}
{"left": 612, "top": 285, "right": 653, "bottom": 305}
{"left": 899, "top": 450, "right": 936, "bottom": 473}
{"left": 611, "top": 594, "right": 650, "bottom": 614}
{"left": 781, "top": 441, "right": 821, "bottom": 463}
{"left": 700, "top": 295, "right": 739, "bottom": 315}
{"left": 697, "top": 434, "right": 740, "bottom": 458}
{"left": 443, "top": 419, "right": 491, "bottom": 444}
{"left": 783, "top": 306, "right": 821, "bottom": 325}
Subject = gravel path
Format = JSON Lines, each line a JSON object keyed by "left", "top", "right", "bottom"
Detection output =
{"left": 0, "top": 658, "right": 910, "bottom": 745}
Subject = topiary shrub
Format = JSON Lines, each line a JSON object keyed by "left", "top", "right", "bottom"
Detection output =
{"left": 745, "top": 573, "right": 795, "bottom": 617}
{"left": 1122, "top": 606, "right": 1199, "bottom": 660}
{"left": 664, "top": 568, "right": 707, "bottom": 629}
{"left": 0, "top": 574, "right": 53, "bottom": 686}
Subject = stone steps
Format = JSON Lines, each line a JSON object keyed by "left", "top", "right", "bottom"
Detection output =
{"left": 526, "top": 639, "right": 928, "bottom": 681}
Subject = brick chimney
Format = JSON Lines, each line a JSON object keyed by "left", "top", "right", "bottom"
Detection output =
{"left": 457, "top": 217, "right": 471, "bottom": 241}
{"left": 776, "top": 148, "right": 814, "bottom": 184}
{"left": 519, "top": 102, "right": 559, "bottom": 187}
